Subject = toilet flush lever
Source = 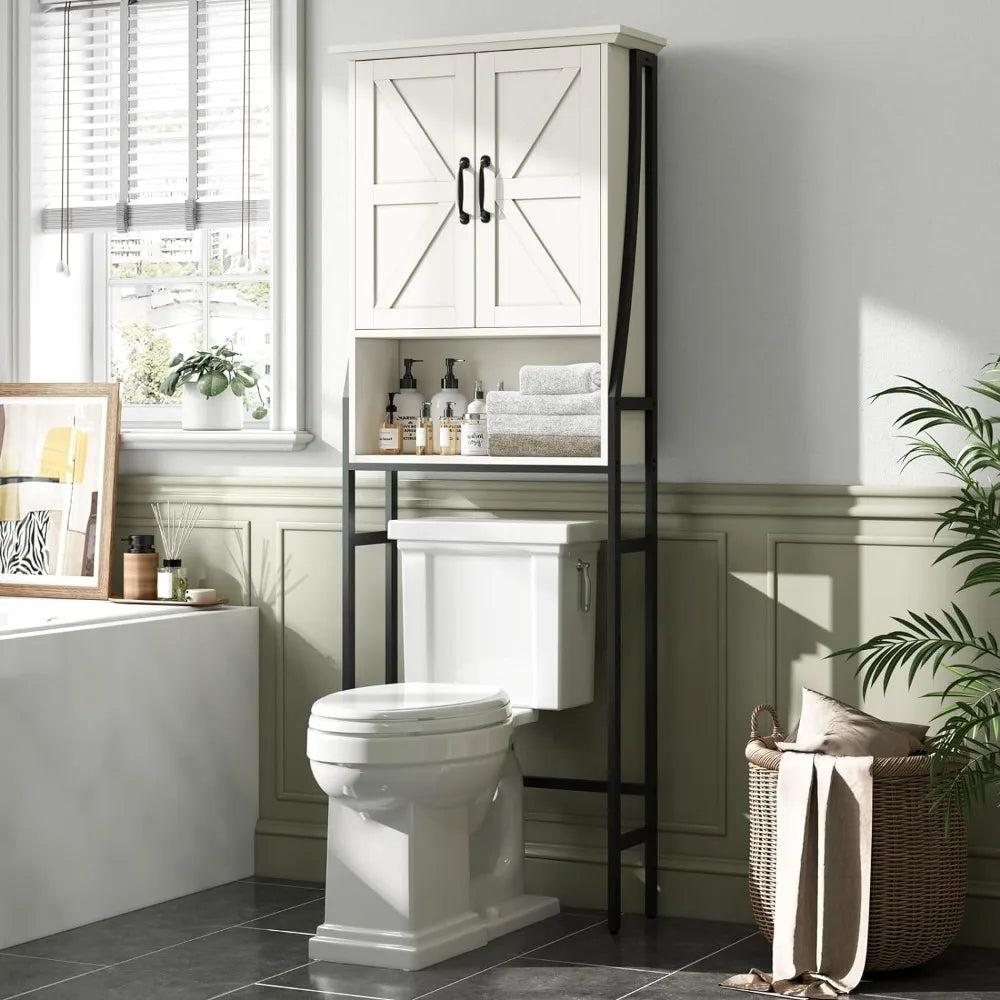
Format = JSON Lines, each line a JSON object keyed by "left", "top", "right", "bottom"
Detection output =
{"left": 577, "top": 559, "right": 592, "bottom": 613}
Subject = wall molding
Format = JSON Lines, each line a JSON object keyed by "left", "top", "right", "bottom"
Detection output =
{"left": 765, "top": 532, "right": 954, "bottom": 708}
{"left": 118, "top": 475, "right": 955, "bottom": 521}
{"left": 659, "top": 529, "right": 729, "bottom": 837}
{"left": 273, "top": 520, "right": 340, "bottom": 805}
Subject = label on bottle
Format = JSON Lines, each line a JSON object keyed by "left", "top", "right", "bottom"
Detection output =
{"left": 378, "top": 427, "right": 401, "bottom": 452}
{"left": 461, "top": 424, "right": 488, "bottom": 456}
{"left": 415, "top": 425, "right": 427, "bottom": 448}
{"left": 438, "top": 425, "right": 450, "bottom": 449}
{"left": 400, "top": 416, "right": 418, "bottom": 452}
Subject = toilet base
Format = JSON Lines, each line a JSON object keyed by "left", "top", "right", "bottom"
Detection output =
{"left": 308, "top": 894, "right": 560, "bottom": 971}
{"left": 309, "top": 911, "right": 488, "bottom": 971}
{"left": 480, "top": 893, "right": 560, "bottom": 939}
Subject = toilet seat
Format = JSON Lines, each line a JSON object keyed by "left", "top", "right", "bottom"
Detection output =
{"left": 307, "top": 682, "right": 513, "bottom": 766}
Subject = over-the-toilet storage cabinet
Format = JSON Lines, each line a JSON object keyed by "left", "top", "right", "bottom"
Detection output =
{"left": 338, "top": 26, "right": 666, "bottom": 466}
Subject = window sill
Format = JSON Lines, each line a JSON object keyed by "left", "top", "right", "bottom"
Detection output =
{"left": 119, "top": 428, "right": 314, "bottom": 452}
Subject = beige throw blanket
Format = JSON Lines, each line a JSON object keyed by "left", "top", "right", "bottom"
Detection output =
{"left": 725, "top": 752, "right": 873, "bottom": 997}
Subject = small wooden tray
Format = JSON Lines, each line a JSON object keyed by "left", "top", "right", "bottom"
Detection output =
{"left": 109, "top": 597, "right": 229, "bottom": 609}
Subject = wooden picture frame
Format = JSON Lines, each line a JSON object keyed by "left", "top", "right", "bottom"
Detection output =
{"left": 0, "top": 383, "right": 122, "bottom": 599}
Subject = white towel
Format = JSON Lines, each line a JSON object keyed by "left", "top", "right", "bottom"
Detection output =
{"left": 487, "top": 414, "right": 601, "bottom": 438}
{"left": 519, "top": 363, "right": 602, "bottom": 395}
{"left": 485, "top": 390, "right": 601, "bottom": 416}
{"left": 723, "top": 752, "right": 873, "bottom": 998}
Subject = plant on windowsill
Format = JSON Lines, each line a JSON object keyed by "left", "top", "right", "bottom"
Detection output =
{"left": 834, "top": 356, "right": 1000, "bottom": 817}
{"left": 162, "top": 343, "right": 269, "bottom": 431}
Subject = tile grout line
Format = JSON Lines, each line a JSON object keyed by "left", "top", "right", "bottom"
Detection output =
{"left": 615, "top": 930, "right": 764, "bottom": 999}
{"left": 3, "top": 967, "right": 108, "bottom": 1000}
{"left": 1, "top": 896, "right": 326, "bottom": 1000}
{"left": 530, "top": 955, "right": 676, "bottom": 975}
{"left": 0, "top": 953, "right": 105, "bottom": 969}
{"left": 614, "top": 973, "right": 673, "bottom": 1000}
{"left": 257, "top": 983, "right": 390, "bottom": 999}
{"left": 408, "top": 917, "right": 608, "bottom": 1000}
{"left": 240, "top": 879, "right": 325, "bottom": 891}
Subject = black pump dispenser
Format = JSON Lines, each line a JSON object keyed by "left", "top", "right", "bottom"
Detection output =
{"left": 441, "top": 357, "right": 465, "bottom": 389}
{"left": 384, "top": 392, "right": 398, "bottom": 423}
{"left": 399, "top": 358, "right": 422, "bottom": 390}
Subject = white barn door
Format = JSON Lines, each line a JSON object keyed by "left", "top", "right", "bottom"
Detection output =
{"left": 355, "top": 54, "right": 475, "bottom": 330}
{"left": 475, "top": 46, "right": 601, "bottom": 328}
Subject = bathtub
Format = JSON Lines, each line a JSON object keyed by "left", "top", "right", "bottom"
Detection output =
{"left": 0, "top": 598, "right": 259, "bottom": 949}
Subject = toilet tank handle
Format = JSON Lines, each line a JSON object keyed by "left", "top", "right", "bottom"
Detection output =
{"left": 576, "top": 559, "right": 592, "bottom": 613}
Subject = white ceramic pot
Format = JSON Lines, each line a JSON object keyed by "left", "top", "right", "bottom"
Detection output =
{"left": 181, "top": 381, "right": 244, "bottom": 431}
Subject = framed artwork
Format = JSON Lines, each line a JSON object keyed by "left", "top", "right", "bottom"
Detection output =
{"left": 0, "top": 384, "right": 121, "bottom": 599}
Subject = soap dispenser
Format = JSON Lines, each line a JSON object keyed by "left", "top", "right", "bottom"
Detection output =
{"left": 437, "top": 401, "right": 461, "bottom": 456}
{"left": 396, "top": 358, "right": 424, "bottom": 454}
{"left": 430, "top": 358, "right": 468, "bottom": 439}
{"left": 378, "top": 392, "right": 403, "bottom": 455}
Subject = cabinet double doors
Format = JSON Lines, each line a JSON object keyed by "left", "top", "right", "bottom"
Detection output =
{"left": 354, "top": 46, "right": 600, "bottom": 330}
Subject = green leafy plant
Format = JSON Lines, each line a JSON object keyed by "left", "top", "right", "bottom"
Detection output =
{"left": 835, "top": 358, "right": 1000, "bottom": 816}
{"left": 161, "top": 342, "right": 268, "bottom": 420}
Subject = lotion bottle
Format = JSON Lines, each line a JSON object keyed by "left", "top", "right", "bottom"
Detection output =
{"left": 467, "top": 378, "right": 486, "bottom": 415}
{"left": 378, "top": 392, "right": 403, "bottom": 455}
{"left": 396, "top": 358, "right": 424, "bottom": 454}
{"left": 415, "top": 402, "right": 433, "bottom": 455}
{"left": 430, "top": 358, "right": 468, "bottom": 440}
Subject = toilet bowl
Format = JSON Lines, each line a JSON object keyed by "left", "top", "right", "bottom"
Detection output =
{"left": 307, "top": 682, "right": 557, "bottom": 970}
{"left": 308, "top": 518, "right": 605, "bottom": 971}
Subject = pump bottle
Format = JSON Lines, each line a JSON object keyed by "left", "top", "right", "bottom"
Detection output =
{"left": 429, "top": 358, "right": 468, "bottom": 441}
{"left": 395, "top": 358, "right": 424, "bottom": 454}
{"left": 377, "top": 392, "right": 403, "bottom": 455}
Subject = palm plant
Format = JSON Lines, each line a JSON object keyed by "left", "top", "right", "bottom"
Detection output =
{"left": 836, "top": 358, "right": 1000, "bottom": 816}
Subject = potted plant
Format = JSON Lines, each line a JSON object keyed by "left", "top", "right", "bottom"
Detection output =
{"left": 161, "top": 343, "right": 268, "bottom": 431}
{"left": 837, "top": 357, "right": 1000, "bottom": 816}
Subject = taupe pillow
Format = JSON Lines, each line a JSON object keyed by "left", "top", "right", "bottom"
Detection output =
{"left": 776, "top": 688, "right": 926, "bottom": 757}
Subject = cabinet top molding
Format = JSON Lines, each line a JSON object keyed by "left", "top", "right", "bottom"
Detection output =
{"left": 328, "top": 24, "right": 666, "bottom": 61}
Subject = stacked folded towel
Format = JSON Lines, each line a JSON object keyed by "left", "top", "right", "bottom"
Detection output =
{"left": 486, "top": 364, "right": 602, "bottom": 458}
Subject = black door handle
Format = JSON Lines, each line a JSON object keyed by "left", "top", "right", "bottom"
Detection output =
{"left": 456, "top": 156, "right": 470, "bottom": 225}
{"left": 478, "top": 154, "right": 491, "bottom": 223}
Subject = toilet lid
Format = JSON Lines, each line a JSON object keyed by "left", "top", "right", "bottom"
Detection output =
{"left": 309, "top": 682, "right": 512, "bottom": 737}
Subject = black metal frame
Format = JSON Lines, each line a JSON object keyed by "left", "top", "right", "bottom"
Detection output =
{"left": 341, "top": 48, "right": 658, "bottom": 935}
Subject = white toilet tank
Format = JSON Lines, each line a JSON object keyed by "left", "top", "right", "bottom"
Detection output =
{"left": 387, "top": 518, "right": 605, "bottom": 710}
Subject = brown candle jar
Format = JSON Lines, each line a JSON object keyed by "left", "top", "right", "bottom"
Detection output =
{"left": 122, "top": 535, "right": 158, "bottom": 600}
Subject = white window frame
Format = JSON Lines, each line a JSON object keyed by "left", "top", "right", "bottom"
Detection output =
{"left": 17, "top": 0, "right": 310, "bottom": 452}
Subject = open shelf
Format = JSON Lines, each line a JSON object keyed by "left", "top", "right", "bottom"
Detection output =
{"left": 351, "top": 334, "right": 607, "bottom": 462}
{"left": 350, "top": 455, "right": 608, "bottom": 473}
{"left": 354, "top": 327, "right": 606, "bottom": 341}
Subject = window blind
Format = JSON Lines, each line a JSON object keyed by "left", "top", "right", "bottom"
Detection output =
{"left": 35, "top": 0, "right": 271, "bottom": 233}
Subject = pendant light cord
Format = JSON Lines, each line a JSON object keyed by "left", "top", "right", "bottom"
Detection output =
{"left": 239, "top": 0, "right": 250, "bottom": 261}
{"left": 59, "top": 1, "right": 71, "bottom": 273}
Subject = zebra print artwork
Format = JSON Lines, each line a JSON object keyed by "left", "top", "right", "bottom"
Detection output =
{"left": 0, "top": 510, "right": 52, "bottom": 575}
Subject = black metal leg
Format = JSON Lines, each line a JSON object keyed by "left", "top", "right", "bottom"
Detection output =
{"left": 607, "top": 400, "right": 622, "bottom": 935}
{"left": 642, "top": 53, "right": 660, "bottom": 920}
{"left": 342, "top": 396, "right": 357, "bottom": 692}
{"left": 385, "top": 471, "right": 399, "bottom": 685}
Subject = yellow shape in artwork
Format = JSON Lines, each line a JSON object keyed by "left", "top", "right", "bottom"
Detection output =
{"left": 39, "top": 427, "right": 89, "bottom": 484}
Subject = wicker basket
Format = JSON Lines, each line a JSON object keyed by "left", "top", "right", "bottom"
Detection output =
{"left": 746, "top": 704, "right": 967, "bottom": 972}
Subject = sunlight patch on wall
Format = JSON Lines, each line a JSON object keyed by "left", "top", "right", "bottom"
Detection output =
{"left": 859, "top": 296, "right": 968, "bottom": 486}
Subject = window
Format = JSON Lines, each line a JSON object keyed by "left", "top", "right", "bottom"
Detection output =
{"left": 104, "top": 226, "right": 271, "bottom": 413}
{"left": 29, "top": 0, "right": 304, "bottom": 442}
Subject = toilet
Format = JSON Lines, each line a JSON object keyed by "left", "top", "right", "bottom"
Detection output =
{"left": 307, "top": 517, "right": 605, "bottom": 971}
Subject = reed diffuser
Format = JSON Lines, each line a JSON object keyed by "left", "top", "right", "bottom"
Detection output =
{"left": 151, "top": 502, "right": 203, "bottom": 601}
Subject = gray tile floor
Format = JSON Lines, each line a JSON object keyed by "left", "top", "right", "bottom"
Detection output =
{"left": 0, "top": 880, "right": 992, "bottom": 999}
